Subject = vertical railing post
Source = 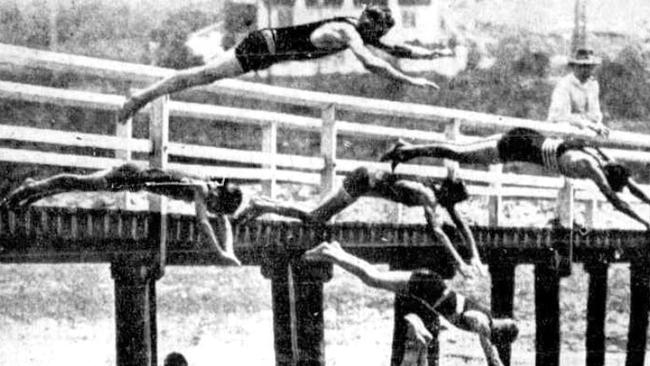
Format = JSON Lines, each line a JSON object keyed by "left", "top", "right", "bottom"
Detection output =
{"left": 149, "top": 95, "right": 169, "bottom": 277}
{"left": 115, "top": 84, "right": 133, "bottom": 210}
{"left": 443, "top": 119, "right": 460, "bottom": 172}
{"left": 585, "top": 198, "right": 597, "bottom": 228}
{"left": 554, "top": 178, "right": 575, "bottom": 276}
{"left": 320, "top": 104, "right": 336, "bottom": 196}
{"left": 488, "top": 164, "right": 504, "bottom": 226}
{"left": 262, "top": 121, "right": 278, "bottom": 198}
{"left": 147, "top": 96, "right": 169, "bottom": 366}
{"left": 556, "top": 178, "right": 575, "bottom": 228}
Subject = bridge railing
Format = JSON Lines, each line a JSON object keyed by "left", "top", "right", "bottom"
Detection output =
{"left": 3, "top": 43, "right": 650, "bottom": 234}
{"left": 2, "top": 43, "right": 650, "bottom": 227}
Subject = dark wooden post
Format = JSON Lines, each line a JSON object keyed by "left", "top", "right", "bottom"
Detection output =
{"left": 111, "top": 258, "right": 158, "bottom": 366}
{"left": 291, "top": 260, "right": 332, "bottom": 366}
{"left": 625, "top": 258, "right": 650, "bottom": 366}
{"left": 262, "top": 253, "right": 295, "bottom": 366}
{"left": 534, "top": 261, "right": 561, "bottom": 366}
{"left": 585, "top": 261, "right": 608, "bottom": 366}
{"left": 490, "top": 260, "right": 516, "bottom": 366}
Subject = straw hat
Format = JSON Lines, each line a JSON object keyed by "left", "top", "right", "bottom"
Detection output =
{"left": 568, "top": 48, "right": 601, "bottom": 66}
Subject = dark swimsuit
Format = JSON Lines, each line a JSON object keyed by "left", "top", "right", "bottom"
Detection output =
{"left": 235, "top": 17, "right": 365, "bottom": 72}
{"left": 406, "top": 269, "right": 491, "bottom": 328}
{"left": 105, "top": 164, "right": 199, "bottom": 201}
{"left": 497, "top": 128, "right": 630, "bottom": 192}
{"left": 342, "top": 167, "right": 468, "bottom": 207}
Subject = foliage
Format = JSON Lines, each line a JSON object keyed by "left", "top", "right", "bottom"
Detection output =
{"left": 150, "top": 8, "right": 218, "bottom": 69}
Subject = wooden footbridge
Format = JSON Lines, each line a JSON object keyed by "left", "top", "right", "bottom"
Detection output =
{"left": 0, "top": 44, "right": 649, "bottom": 366}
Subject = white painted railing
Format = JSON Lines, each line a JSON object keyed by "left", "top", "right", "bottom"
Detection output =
{"left": 1, "top": 43, "right": 650, "bottom": 227}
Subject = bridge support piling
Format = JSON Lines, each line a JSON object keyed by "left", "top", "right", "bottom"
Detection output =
{"left": 534, "top": 261, "right": 561, "bottom": 366}
{"left": 490, "top": 260, "right": 516, "bottom": 366}
{"left": 264, "top": 249, "right": 332, "bottom": 366}
{"left": 267, "top": 256, "right": 295, "bottom": 366}
{"left": 111, "top": 258, "right": 159, "bottom": 366}
{"left": 291, "top": 260, "right": 332, "bottom": 366}
{"left": 625, "top": 257, "right": 650, "bottom": 366}
{"left": 585, "top": 261, "right": 608, "bottom": 366}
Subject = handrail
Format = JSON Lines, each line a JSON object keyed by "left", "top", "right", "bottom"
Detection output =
{"left": 2, "top": 44, "right": 650, "bottom": 229}
{"left": 1, "top": 43, "right": 649, "bottom": 150}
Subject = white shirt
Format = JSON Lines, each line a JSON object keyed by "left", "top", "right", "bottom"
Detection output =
{"left": 547, "top": 73, "right": 603, "bottom": 125}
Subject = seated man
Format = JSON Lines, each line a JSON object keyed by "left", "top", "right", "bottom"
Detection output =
{"left": 235, "top": 166, "right": 486, "bottom": 278}
{"left": 0, "top": 163, "right": 242, "bottom": 265}
{"left": 118, "top": 5, "right": 446, "bottom": 123}
{"left": 381, "top": 127, "right": 650, "bottom": 229}
{"left": 304, "top": 241, "right": 518, "bottom": 366}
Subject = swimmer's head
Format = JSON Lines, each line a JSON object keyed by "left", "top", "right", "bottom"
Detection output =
{"left": 207, "top": 179, "right": 243, "bottom": 214}
{"left": 358, "top": 5, "right": 395, "bottom": 41}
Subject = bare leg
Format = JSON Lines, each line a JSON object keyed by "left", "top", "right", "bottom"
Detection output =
{"left": 562, "top": 153, "right": 650, "bottom": 229}
{"left": 118, "top": 49, "right": 244, "bottom": 122}
{"left": 424, "top": 206, "right": 474, "bottom": 278}
{"left": 2, "top": 172, "right": 109, "bottom": 208}
{"left": 233, "top": 196, "right": 314, "bottom": 225}
{"left": 446, "top": 205, "right": 487, "bottom": 277}
{"left": 212, "top": 214, "right": 241, "bottom": 266}
{"left": 303, "top": 241, "right": 411, "bottom": 293}
{"left": 233, "top": 188, "right": 357, "bottom": 226}
{"left": 380, "top": 136, "right": 502, "bottom": 170}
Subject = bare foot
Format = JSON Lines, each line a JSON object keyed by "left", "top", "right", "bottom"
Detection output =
{"left": 303, "top": 241, "right": 342, "bottom": 262}
{"left": 379, "top": 139, "right": 412, "bottom": 171}
{"left": 218, "top": 251, "right": 241, "bottom": 266}
{"left": 232, "top": 196, "right": 273, "bottom": 226}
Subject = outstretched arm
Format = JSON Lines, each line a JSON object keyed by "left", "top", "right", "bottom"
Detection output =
{"left": 445, "top": 205, "right": 487, "bottom": 277}
{"left": 626, "top": 179, "right": 650, "bottom": 206}
{"left": 343, "top": 29, "right": 439, "bottom": 89}
{"left": 573, "top": 159, "right": 650, "bottom": 229}
{"left": 374, "top": 41, "right": 454, "bottom": 60}
{"left": 423, "top": 206, "right": 474, "bottom": 278}
{"left": 194, "top": 186, "right": 241, "bottom": 266}
{"left": 303, "top": 241, "right": 411, "bottom": 293}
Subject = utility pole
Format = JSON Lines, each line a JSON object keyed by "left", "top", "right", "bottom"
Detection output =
{"left": 572, "top": 0, "right": 587, "bottom": 52}
{"left": 48, "top": 0, "right": 59, "bottom": 51}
